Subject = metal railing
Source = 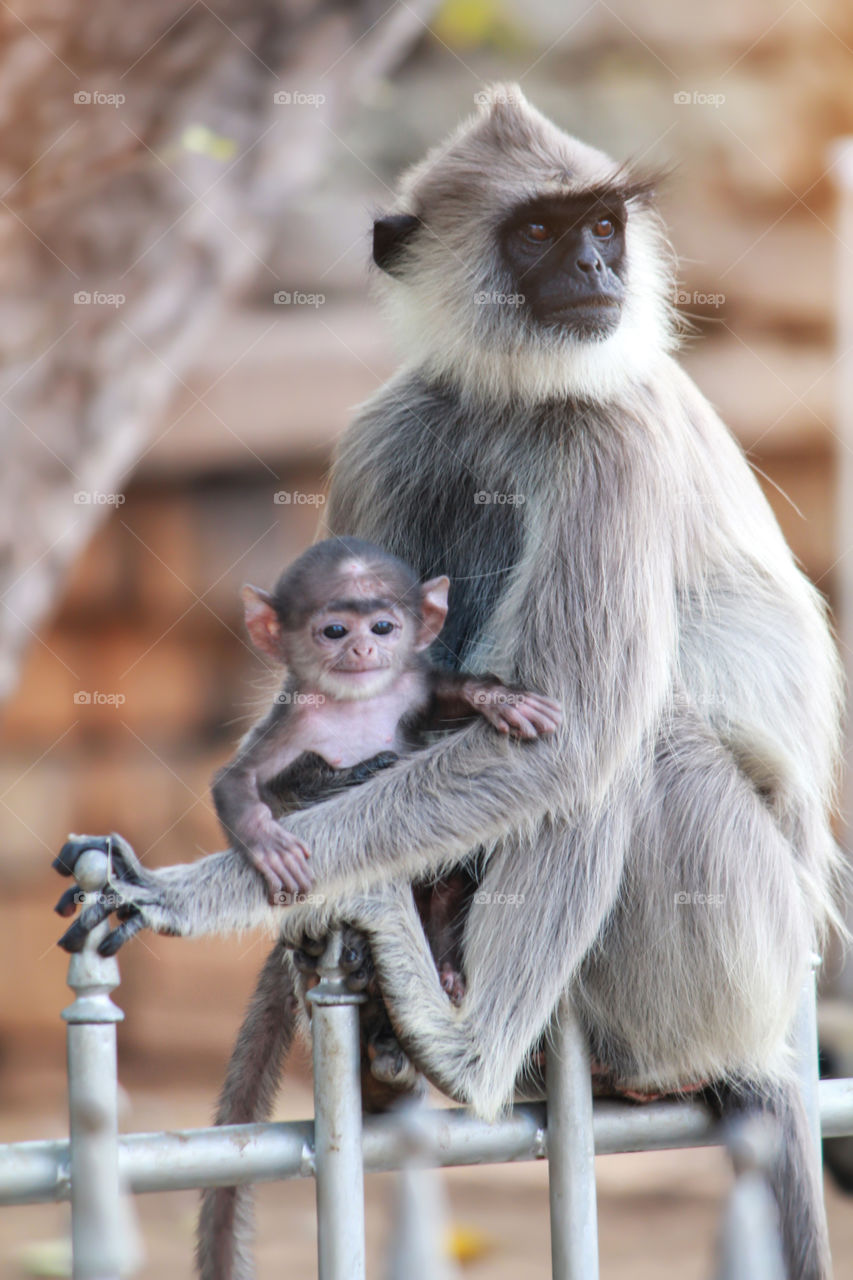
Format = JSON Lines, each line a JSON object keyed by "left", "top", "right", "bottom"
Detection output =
{"left": 2, "top": 849, "right": 853, "bottom": 1279}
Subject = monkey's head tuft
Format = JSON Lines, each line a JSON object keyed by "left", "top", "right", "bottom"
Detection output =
{"left": 371, "top": 84, "right": 677, "bottom": 405}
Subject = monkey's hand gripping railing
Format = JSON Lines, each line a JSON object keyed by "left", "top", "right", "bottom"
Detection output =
{"left": 3, "top": 851, "right": 853, "bottom": 1280}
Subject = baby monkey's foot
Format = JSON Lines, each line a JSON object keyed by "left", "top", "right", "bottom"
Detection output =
{"left": 368, "top": 1035, "right": 419, "bottom": 1089}
{"left": 439, "top": 961, "right": 466, "bottom": 1006}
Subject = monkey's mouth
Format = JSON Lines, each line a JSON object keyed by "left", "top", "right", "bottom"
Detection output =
{"left": 333, "top": 666, "right": 388, "bottom": 677}
{"left": 547, "top": 296, "right": 621, "bottom": 320}
{"left": 541, "top": 298, "right": 622, "bottom": 340}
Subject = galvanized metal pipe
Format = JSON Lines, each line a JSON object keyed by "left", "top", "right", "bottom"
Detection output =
{"left": 714, "top": 1118, "right": 786, "bottom": 1280}
{"left": 546, "top": 997, "right": 599, "bottom": 1280}
{"left": 307, "top": 930, "right": 367, "bottom": 1280}
{"left": 4, "top": 1080, "right": 853, "bottom": 1206}
{"left": 61, "top": 847, "right": 130, "bottom": 1280}
{"left": 792, "top": 958, "right": 823, "bottom": 1168}
{"left": 387, "top": 1101, "right": 459, "bottom": 1280}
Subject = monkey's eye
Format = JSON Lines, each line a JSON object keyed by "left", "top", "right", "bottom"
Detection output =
{"left": 522, "top": 222, "right": 552, "bottom": 244}
{"left": 592, "top": 218, "right": 615, "bottom": 239}
{"left": 371, "top": 620, "right": 394, "bottom": 636}
{"left": 322, "top": 623, "right": 348, "bottom": 640}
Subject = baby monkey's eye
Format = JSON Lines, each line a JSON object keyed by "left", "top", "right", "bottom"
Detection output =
{"left": 371, "top": 620, "right": 394, "bottom": 636}
{"left": 592, "top": 218, "right": 615, "bottom": 238}
{"left": 323, "top": 623, "right": 348, "bottom": 640}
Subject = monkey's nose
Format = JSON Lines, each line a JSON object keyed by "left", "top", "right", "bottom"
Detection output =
{"left": 576, "top": 254, "right": 603, "bottom": 274}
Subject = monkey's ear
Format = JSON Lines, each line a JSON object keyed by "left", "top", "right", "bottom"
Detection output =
{"left": 415, "top": 576, "right": 450, "bottom": 650}
{"left": 373, "top": 214, "right": 421, "bottom": 276}
{"left": 242, "top": 585, "right": 283, "bottom": 659}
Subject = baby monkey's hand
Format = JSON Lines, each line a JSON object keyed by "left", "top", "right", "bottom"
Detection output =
{"left": 235, "top": 804, "right": 313, "bottom": 903}
{"left": 464, "top": 681, "right": 562, "bottom": 740}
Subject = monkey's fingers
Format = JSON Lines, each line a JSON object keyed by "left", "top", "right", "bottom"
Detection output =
{"left": 250, "top": 856, "right": 291, "bottom": 902}
{"left": 252, "top": 849, "right": 311, "bottom": 902}
{"left": 98, "top": 909, "right": 147, "bottom": 956}
{"left": 57, "top": 900, "right": 113, "bottom": 953}
{"left": 495, "top": 706, "right": 542, "bottom": 739}
{"left": 515, "top": 695, "right": 562, "bottom": 734}
{"left": 279, "top": 850, "right": 314, "bottom": 894}
{"left": 272, "top": 834, "right": 314, "bottom": 886}
{"left": 520, "top": 692, "right": 563, "bottom": 720}
{"left": 54, "top": 886, "right": 81, "bottom": 917}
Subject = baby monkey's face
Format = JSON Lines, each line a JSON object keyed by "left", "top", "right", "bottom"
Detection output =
{"left": 301, "top": 598, "right": 416, "bottom": 701}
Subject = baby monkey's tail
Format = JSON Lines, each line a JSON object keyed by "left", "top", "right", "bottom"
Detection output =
{"left": 196, "top": 940, "right": 297, "bottom": 1280}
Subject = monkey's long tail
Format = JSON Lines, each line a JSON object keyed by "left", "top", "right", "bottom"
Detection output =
{"left": 724, "top": 1077, "right": 831, "bottom": 1280}
{"left": 196, "top": 940, "right": 297, "bottom": 1280}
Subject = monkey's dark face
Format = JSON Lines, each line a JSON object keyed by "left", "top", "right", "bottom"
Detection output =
{"left": 499, "top": 193, "right": 627, "bottom": 340}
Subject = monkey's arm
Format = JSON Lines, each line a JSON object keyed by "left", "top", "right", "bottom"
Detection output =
{"left": 56, "top": 425, "right": 677, "bottom": 942}
{"left": 273, "top": 422, "right": 679, "bottom": 898}
{"left": 211, "top": 711, "right": 314, "bottom": 899}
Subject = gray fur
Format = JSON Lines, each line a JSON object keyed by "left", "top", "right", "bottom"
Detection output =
{"left": 70, "top": 87, "right": 842, "bottom": 1280}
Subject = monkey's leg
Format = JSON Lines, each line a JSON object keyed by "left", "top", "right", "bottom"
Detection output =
{"left": 574, "top": 711, "right": 829, "bottom": 1280}
{"left": 345, "top": 802, "right": 634, "bottom": 1120}
{"left": 196, "top": 941, "right": 298, "bottom": 1280}
{"left": 419, "top": 872, "right": 476, "bottom": 1006}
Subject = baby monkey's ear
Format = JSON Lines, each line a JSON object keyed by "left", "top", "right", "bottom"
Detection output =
{"left": 242, "top": 585, "right": 283, "bottom": 659}
{"left": 415, "top": 575, "right": 450, "bottom": 650}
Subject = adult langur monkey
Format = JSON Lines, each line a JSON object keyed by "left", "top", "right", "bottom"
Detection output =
{"left": 56, "top": 86, "right": 843, "bottom": 1280}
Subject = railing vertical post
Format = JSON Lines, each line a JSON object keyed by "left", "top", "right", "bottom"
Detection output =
{"left": 308, "top": 929, "right": 367, "bottom": 1280}
{"left": 546, "top": 995, "right": 599, "bottom": 1280}
{"left": 387, "top": 1099, "right": 459, "bottom": 1280}
{"left": 792, "top": 955, "right": 823, "bottom": 1167}
{"left": 61, "top": 848, "right": 128, "bottom": 1280}
{"left": 714, "top": 1118, "right": 786, "bottom": 1280}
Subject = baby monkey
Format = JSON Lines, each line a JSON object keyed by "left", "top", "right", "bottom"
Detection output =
{"left": 213, "top": 537, "right": 561, "bottom": 911}
{"left": 211, "top": 538, "right": 561, "bottom": 1100}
